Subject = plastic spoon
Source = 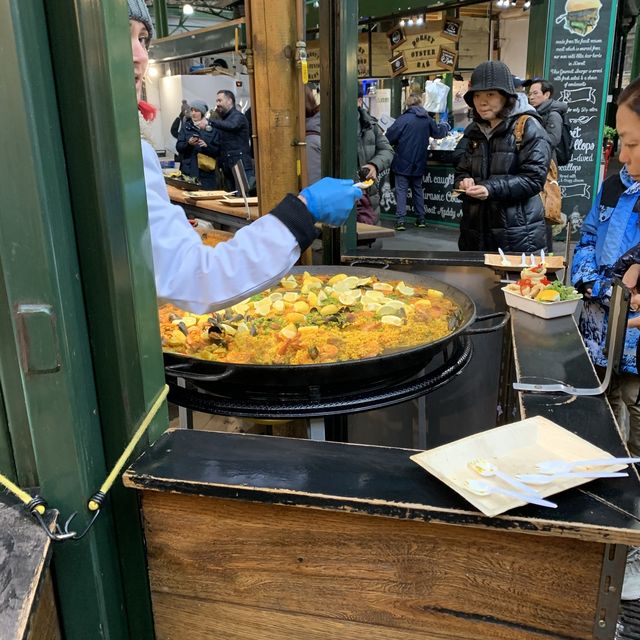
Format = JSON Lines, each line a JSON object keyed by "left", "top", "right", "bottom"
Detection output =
{"left": 498, "top": 247, "right": 510, "bottom": 265}
{"left": 535, "top": 457, "right": 640, "bottom": 475}
{"left": 468, "top": 458, "right": 541, "bottom": 495}
{"left": 530, "top": 253, "right": 536, "bottom": 267}
{"left": 520, "top": 252, "right": 527, "bottom": 267}
{"left": 540, "top": 249, "right": 545, "bottom": 266}
{"left": 516, "top": 471, "right": 629, "bottom": 485}
{"left": 464, "top": 479, "right": 558, "bottom": 508}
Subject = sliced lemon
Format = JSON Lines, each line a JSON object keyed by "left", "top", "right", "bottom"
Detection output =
{"left": 283, "top": 292, "right": 300, "bottom": 303}
{"left": 219, "top": 323, "right": 237, "bottom": 335}
{"left": 269, "top": 292, "right": 283, "bottom": 302}
{"left": 338, "top": 291, "right": 360, "bottom": 306}
{"left": 333, "top": 276, "right": 360, "bottom": 292}
{"left": 381, "top": 315, "right": 403, "bottom": 326}
{"left": 285, "top": 312, "right": 306, "bottom": 324}
{"left": 253, "top": 299, "right": 272, "bottom": 316}
{"left": 372, "top": 282, "right": 394, "bottom": 292}
{"left": 427, "top": 289, "right": 444, "bottom": 299}
{"left": 396, "top": 283, "right": 415, "bottom": 296}
{"left": 377, "top": 304, "right": 401, "bottom": 317}
{"left": 172, "top": 316, "right": 197, "bottom": 328}
{"left": 272, "top": 299, "right": 286, "bottom": 312}
{"left": 280, "top": 323, "right": 298, "bottom": 339}
{"left": 327, "top": 273, "right": 348, "bottom": 286}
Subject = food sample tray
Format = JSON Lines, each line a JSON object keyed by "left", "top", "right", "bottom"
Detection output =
{"left": 502, "top": 286, "right": 581, "bottom": 319}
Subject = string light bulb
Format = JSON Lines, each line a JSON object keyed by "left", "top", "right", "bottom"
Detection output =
{"left": 407, "top": 17, "right": 414, "bottom": 26}
{"left": 416, "top": 14, "right": 424, "bottom": 25}
{"left": 183, "top": 4, "right": 194, "bottom": 15}
{"left": 399, "top": 18, "right": 406, "bottom": 27}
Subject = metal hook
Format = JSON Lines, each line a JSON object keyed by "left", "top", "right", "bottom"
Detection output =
{"left": 31, "top": 509, "right": 77, "bottom": 542}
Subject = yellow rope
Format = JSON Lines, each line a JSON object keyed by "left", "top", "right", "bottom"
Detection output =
{"left": 0, "top": 473, "right": 46, "bottom": 514}
{"left": 88, "top": 384, "right": 169, "bottom": 511}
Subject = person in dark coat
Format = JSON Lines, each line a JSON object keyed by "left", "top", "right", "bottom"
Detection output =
{"left": 175, "top": 100, "right": 220, "bottom": 189}
{"left": 356, "top": 91, "right": 394, "bottom": 223}
{"left": 210, "top": 90, "right": 255, "bottom": 193}
{"left": 455, "top": 61, "right": 551, "bottom": 252}
{"left": 529, "top": 78, "right": 569, "bottom": 250}
{"left": 170, "top": 99, "right": 190, "bottom": 164}
{"left": 386, "top": 93, "right": 450, "bottom": 230}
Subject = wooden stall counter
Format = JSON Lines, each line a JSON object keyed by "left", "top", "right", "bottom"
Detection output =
{"left": 125, "top": 424, "right": 640, "bottom": 640}
{"left": 166, "top": 184, "right": 395, "bottom": 243}
{"left": 0, "top": 493, "right": 61, "bottom": 640}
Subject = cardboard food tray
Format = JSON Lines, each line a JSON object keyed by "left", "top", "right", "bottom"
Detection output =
{"left": 484, "top": 253, "right": 564, "bottom": 271}
{"left": 410, "top": 416, "right": 626, "bottom": 517}
{"left": 502, "top": 286, "right": 581, "bottom": 319}
{"left": 186, "top": 190, "right": 234, "bottom": 201}
{"left": 222, "top": 196, "right": 259, "bottom": 206}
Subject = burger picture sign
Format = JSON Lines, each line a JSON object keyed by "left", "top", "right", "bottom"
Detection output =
{"left": 556, "top": 0, "right": 602, "bottom": 37}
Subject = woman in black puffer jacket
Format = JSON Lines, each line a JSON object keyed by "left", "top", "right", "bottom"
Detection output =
{"left": 455, "top": 61, "right": 551, "bottom": 252}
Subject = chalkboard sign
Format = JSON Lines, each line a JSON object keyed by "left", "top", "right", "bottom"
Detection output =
{"left": 545, "top": 0, "right": 617, "bottom": 236}
{"left": 436, "top": 46, "right": 457, "bottom": 72}
{"left": 441, "top": 18, "right": 462, "bottom": 42}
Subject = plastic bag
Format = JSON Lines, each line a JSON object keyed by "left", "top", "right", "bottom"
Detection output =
{"left": 423, "top": 80, "right": 450, "bottom": 113}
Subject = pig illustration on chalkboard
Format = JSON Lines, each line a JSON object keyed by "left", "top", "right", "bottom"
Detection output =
{"left": 555, "top": 0, "right": 602, "bottom": 37}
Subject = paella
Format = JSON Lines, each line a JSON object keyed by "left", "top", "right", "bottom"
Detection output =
{"left": 159, "top": 272, "right": 463, "bottom": 366}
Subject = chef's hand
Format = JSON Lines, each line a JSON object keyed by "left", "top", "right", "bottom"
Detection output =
{"left": 299, "top": 178, "right": 363, "bottom": 226}
{"left": 360, "top": 164, "right": 378, "bottom": 181}
{"left": 466, "top": 184, "right": 489, "bottom": 200}
{"left": 459, "top": 178, "right": 475, "bottom": 190}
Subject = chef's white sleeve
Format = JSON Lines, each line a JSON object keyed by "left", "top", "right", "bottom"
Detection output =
{"left": 141, "top": 141, "right": 318, "bottom": 314}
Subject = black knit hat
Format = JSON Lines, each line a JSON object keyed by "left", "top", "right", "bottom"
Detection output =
{"left": 464, "top": 61, "right": 517, "bottom": 107}
{"left": 128, "top": 0, "right": 153, "bottom": 38}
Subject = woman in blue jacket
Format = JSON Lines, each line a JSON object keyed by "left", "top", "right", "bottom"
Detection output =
{"left": 571, "top": 76, "right": 640, "bottom": 460}
{"left": 386, "top": 94, "right": 450, "bottom": 230}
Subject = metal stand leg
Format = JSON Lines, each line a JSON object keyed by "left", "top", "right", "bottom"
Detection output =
{"left": 308, "top": 418, "right": 326, "bottom": 441}
{"left": 414, "top": 396, "right": 428, "bottom": 450}
{"left": 177, "top": 377, "right": 194, "bottom": 429}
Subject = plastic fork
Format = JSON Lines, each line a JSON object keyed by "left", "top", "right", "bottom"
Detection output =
{"left": 516, "top": 471, "right": 629, "bottom": 485}
{"left": 468, "top": 458, "right": 541, "bottom": 495}
{"left": 535, "top": 457, "right": 640, "bottom": 475}
{"left": 464, "top": 479, "right": 558, "bottom": 508}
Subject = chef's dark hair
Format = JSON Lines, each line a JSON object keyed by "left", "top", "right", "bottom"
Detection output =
{"left": 618, "top": 76, "right": 640, "bottom": 115}
{"left": 217, "top": 89, "right": 236, "bottom": 106}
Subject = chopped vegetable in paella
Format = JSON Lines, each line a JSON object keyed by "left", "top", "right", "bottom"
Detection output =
{"left": 159, "top": 272, "right": 463, "bottom": 365}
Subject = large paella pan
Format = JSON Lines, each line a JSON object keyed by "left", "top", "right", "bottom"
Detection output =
{"left": 161, "top": 266, "right": 494, "bottom": 393}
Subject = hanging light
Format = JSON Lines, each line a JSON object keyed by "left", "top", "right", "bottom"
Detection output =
{"left": 313, "top": 0, "right": 319, "bottom": 7}
{"left": 183, "top": 4, "right": 194, "bottom": 15}
{"left": 148, "top": 64, "right": 158, "bottom": 77}
{"left": 416, "top": 14, "right": 424, "bottom": 25}
{"left": 399, "top": 18, "right": 406, "bottom": 27}
{"left": 407, "top": 17, "right": 414, "bottom": 26}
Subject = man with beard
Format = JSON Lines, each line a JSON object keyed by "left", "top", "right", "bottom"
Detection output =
{"left": 210, "top": 90, "right": 255, "bottom": 193}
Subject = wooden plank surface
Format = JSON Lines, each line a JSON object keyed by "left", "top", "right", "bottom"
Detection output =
{"left": 167, "top": 185, "right": 259, "bottom": 220}
{"left": 0, "top": 494, "right": 57, "bottom": 640}
{"left": 143, "top": 491, "right": 603, "bottom": 639}
{"left": 26, "top": 573, "right": 62, "bottom": 640}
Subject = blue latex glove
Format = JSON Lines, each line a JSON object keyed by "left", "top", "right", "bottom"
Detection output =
{"left": 300, "top": 178, "right": 362, "bottom": 226}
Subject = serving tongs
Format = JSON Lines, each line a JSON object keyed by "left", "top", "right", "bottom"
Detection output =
{"left": 514, "top": 282, "right": 629, "bottom": 396}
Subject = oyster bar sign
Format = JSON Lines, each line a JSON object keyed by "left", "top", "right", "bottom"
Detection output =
{"left": 545, "top": 0, "right": 617, "bottom": 232}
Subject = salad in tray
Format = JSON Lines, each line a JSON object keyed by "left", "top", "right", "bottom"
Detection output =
{"left": 504, "top": 264, "right": 581, "bottom": 303}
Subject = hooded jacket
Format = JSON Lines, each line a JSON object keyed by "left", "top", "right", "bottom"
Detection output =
{"left": 175, "top": 119, "right": 220, "bottom": 181}
{"left": 535, "top": 99, "right": 568, "bottom": 162}
{"left": 571, "top": 166, "right": 640, "bottom": 374}
{"left": 357, "top": 108, "right": 394, "bottom": 214}
{"left": 454, "top": 99, "right": 551, "bottom": 252}
{"left": 305, "top": 111, "right": 321, "bottom": 185}
{"left": 386, "top": 105, "right": 450, "bottom": 176}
